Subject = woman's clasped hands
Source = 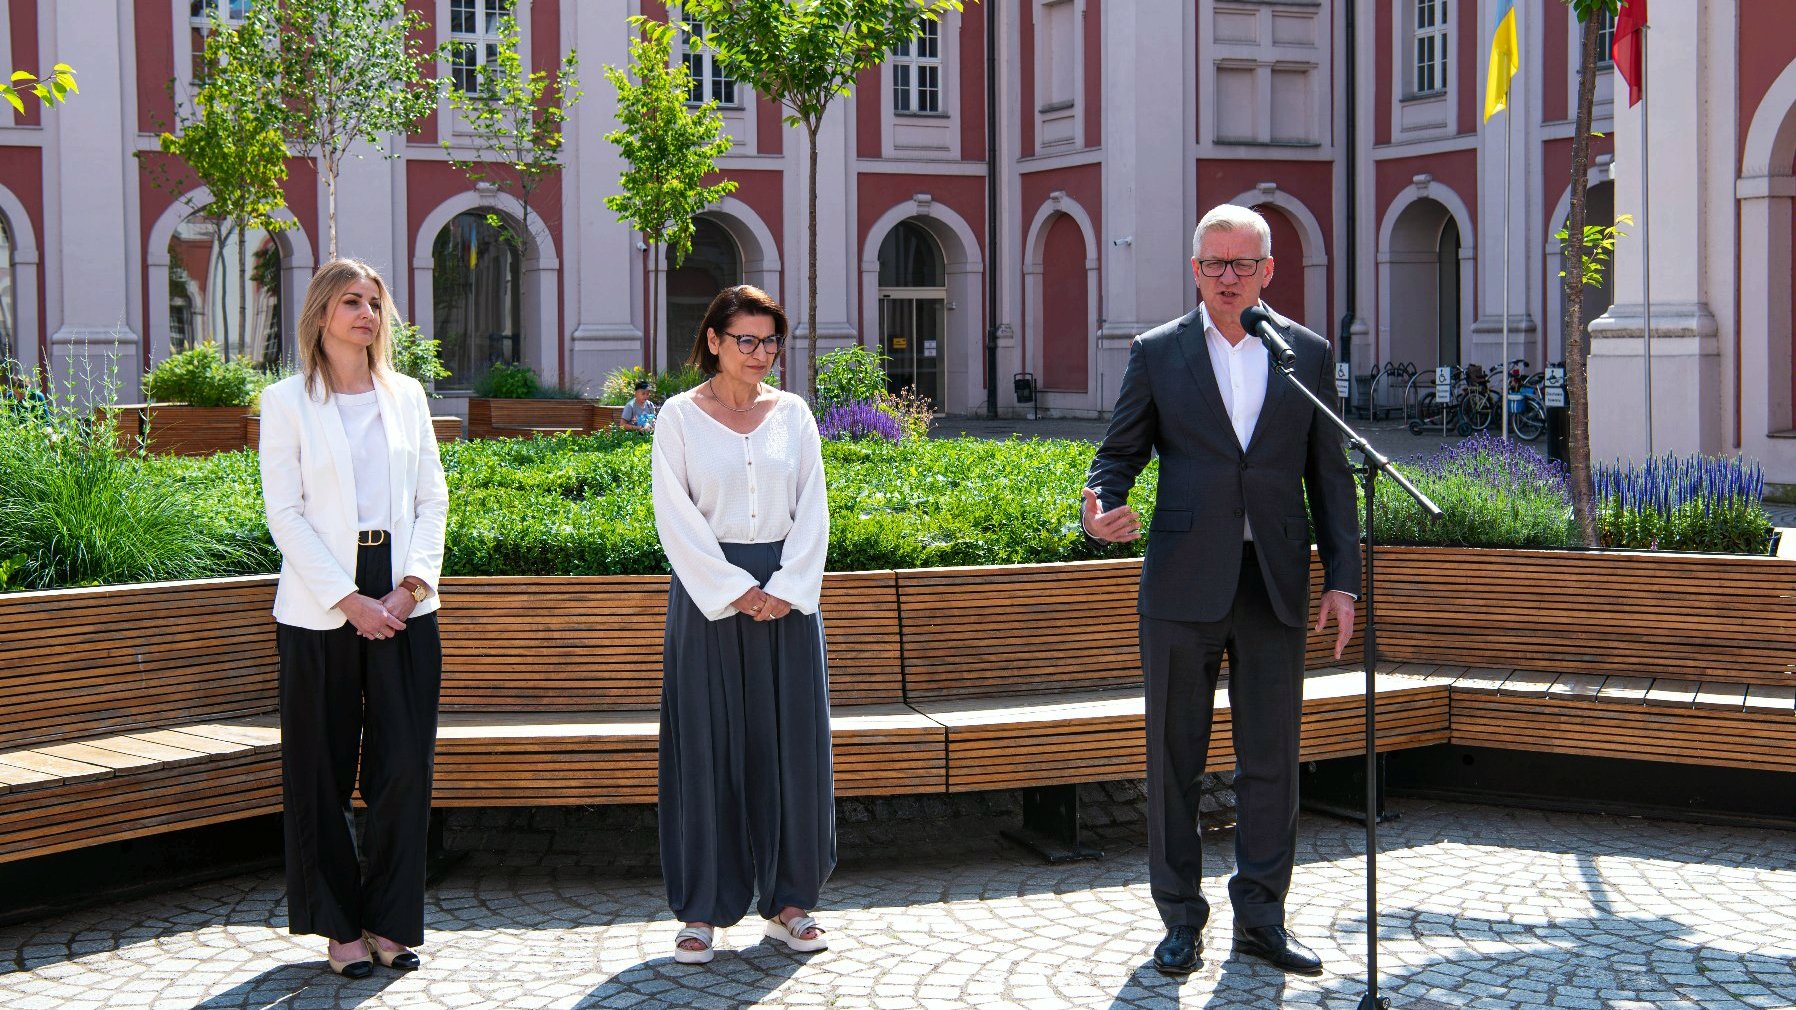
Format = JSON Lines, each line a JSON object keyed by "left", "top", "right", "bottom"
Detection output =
{"left": 731, "top": 586, "right": 792, "bottom": 622}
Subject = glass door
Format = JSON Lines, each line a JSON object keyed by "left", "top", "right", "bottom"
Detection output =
{"left": 878, "top": 290, "right": 945, "bottom": 408}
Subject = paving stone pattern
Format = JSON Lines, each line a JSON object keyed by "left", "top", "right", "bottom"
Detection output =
{"left": 3, "top": 799, "right": 1792, "bottom": 1010}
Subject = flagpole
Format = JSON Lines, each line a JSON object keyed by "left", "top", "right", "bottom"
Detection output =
{"left": 1639, "top": 24, "right": 1653, "bottom": 457}
{"left": 1502, "top": 102, "right": 1512, "bottom": 440}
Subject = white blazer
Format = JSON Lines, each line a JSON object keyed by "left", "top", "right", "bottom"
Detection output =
{"left": 259, "top": 371, "right": 449, "bottom": 630}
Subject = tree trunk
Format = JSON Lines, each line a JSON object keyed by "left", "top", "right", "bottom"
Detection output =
{"left": 649, "top": 238, "right": 660, "bottom": 374}
{"left": 215, "top": 219, "right": 232, "bottom": 363}
{"left": 1563, "top": 17, "right": 1601, "bottom": 547}
{"left": 805, "top": 120, "right": 820, "bottom": 402}
{"left": 323, "top": 164, "right": 339, "bottom": 261}
{"left": 236, "top": 223, "right": 248, "bottom": 364}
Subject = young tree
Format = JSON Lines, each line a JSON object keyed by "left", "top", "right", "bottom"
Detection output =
{"left": 243, "top": 0, "right": 441, "bottom": 259}
{"left": 1561, "top": 0, "right": 1620, "bottom": 546}
{"left": 604, "top": 18, "right": 737, "bottom": 371}
{"left": 1, "top": 63, "right": 76, "bottom": 113}
{"left": 442, "top": 14, "right": 581, "bottom": 262}
{"left": 154, "top": 14, "right": 294, "bottom": 362}
{"left": 678, "top": 0, "right": 969, "bottom": 398}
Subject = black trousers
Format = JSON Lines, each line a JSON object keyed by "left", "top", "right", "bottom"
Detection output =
{"left": 277, "top": 542, "right": 441, "bottom": 946}
{"left": 1141, "top": 542, "right": 1307, "bottom": 930}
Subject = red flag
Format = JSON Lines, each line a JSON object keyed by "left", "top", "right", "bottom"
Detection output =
{"left": 1612, "top": 0, "right": 1647, "bottom": 107}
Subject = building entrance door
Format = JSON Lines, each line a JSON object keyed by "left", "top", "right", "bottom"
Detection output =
{"left": 877, "top": 290, "right": 945, "bottom": 406}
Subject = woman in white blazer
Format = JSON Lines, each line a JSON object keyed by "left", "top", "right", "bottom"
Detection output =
{"left": 259, "top": 258, "right": 448, "bottom": 978}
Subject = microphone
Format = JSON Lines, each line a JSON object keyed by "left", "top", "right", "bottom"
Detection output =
{"left": 1240, "top": 305, "right": 1297, "bottom": 368}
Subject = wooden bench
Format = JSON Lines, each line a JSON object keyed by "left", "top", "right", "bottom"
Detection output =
{"left": 431, "top": 571, "right": 944, "bottom": 805}
{"left": 467, "top": 399, "right": 625, "bottom": 440}
{"left": 0, "top": 579, "right": 282, "bottom": 862}
{"left": 1375, "top": 547, "right": 1796, "bottom": 774}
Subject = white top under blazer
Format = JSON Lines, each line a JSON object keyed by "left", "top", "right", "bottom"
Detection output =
{"left": 650, "top": 389, "right": 829, "bottom": 621}
{"left": 259, "top": 371, "right": 449, "bottom": 630}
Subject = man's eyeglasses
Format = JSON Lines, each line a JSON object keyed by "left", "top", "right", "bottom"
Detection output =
{"left": 723, "top": 332, "right": 786, "bottom": 355}
{"left": 1196, "top": 257, "right": 1268, "bottom": 278}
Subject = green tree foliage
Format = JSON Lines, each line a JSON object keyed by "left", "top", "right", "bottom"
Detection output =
{"left": 240, "top": 0, "right": 442, "bottom": 258}
{"left": 1, "top": 63, "right": 76, "bottom": 112}
{"left": 1560, "top": 0, "right": 1620, "bottom": 547}
{"left": 442, "top": 14, "right": 581, "bottom": 263}
{"left": 676, "top": 0, "right": 970, "bottom": 399}
{"left": 154, "top": 12, "right": 294, "bottom": 362}
{"left": 603, "top": 18, "right": 737, "bottom": 370}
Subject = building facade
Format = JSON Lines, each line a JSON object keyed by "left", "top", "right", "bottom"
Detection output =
{"left": 0, "top": 2, "right": 1791, "bottom": 480}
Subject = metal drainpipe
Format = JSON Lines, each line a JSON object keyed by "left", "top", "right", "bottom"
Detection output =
{"left": 1338, "top": 0, "right": 1358, "bottom": 371}
{"left": 985, "top": 2, "right": 1000, "bottom": 418}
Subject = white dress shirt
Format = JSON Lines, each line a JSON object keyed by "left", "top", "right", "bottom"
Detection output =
{"left": 650, "top": 389, "right": 830, "bottom": 621}
{"left": 1200, "top": 303, "right": 1269, "bottom": 541}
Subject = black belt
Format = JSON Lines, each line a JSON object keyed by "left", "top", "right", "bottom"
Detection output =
{"left": 357, "top": 529, "right": 389, "bottom": 547}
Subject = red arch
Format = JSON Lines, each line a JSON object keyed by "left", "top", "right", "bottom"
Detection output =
{"left": 1041, "top": 214, "right": 1088, "bottom": 391}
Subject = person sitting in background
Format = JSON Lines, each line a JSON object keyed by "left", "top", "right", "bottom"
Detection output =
{"left": 620, "top": 380, "right": 657, "bottom": 433}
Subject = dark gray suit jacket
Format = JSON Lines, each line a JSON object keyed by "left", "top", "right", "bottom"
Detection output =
{"left": 1085, "top": 304, "right": 1361, "bottom": 628}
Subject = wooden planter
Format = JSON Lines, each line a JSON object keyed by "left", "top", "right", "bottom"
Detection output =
{"left": 467, "top": 397, "right": 605, "bottom": 439}
{"left": 243, "top": 414, "right": 463, "bottom": 446}
{"left": 103, "top": 403, "right": 252, "bottom": 456}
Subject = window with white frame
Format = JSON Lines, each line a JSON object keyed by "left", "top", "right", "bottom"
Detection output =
{"left": 449, "top": 0, "right": 514, "bottom": 95}
{"left": 1412, "top": 0, "right": 1449, "bottom": 96}
{"left": 188, "top": 0, "right": 251, "bottom": 77}
{"left": 892, "top": 19, "right": 942, "bottom": 114}
{"left": 1594, "top": 8, "right": 1616, "bottom": 67}
{"left": 680, "top": 19, "right": 738, "bottom": 107}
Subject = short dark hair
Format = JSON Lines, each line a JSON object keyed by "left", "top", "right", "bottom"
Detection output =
{"left": 687, "top": 284, "right": 788, "bottom": 375}
{"left": 633, "top": 379, "right": 651, "bottom": 391}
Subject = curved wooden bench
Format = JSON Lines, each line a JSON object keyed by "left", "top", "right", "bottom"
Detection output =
{"left": 1377, "top": 548, "right": 1796, "bottom": 773}
{"left": 0, "top": 578, "right": 282, "bottom": 862}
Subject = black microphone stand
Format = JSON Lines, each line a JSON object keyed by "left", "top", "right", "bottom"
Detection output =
{"left": 1265, "top": 343, "right": 1442, "bottom": 1010}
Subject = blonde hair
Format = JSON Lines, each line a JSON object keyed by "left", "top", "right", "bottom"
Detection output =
{"left": 296, "top": 258, "right": 397, "bottom": 400}
{"left": 1192, "top": 204, "right": 1273, "bottom": 259}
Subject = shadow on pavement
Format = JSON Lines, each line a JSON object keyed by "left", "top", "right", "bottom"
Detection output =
{"left": 185, "top": 961, "right": 400, "bottom": 1010}
{"left": 574, "top": 938, "right": 811, "bottom": 1009}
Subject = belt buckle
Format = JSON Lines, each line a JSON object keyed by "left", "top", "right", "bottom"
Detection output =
{"left": 358, "top": 529, "right": 386, "bottom": 547}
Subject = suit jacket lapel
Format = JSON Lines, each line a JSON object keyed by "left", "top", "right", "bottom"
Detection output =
{"left": 1172, "top": 308, "right": 1235, "bottom": 438}
{"left": 372, "top": 375, "right": 407, "bottom": 532}
{"left": 1245, "top": 305, "right": 1298, "bottom": 456}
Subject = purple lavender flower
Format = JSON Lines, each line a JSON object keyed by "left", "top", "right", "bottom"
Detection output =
{"left": 818, "top": 399, "right": 902, "bottom": 442}
{"left": 1417, "top": 432, "right": 1570, "bottom": 502}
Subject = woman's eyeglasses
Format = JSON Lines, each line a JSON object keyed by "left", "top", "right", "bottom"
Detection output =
{"left": 724, "top": 332, "right": 787, "bottom": 355}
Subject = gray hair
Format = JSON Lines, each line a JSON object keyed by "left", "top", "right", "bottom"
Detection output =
{"left": 1192, "top": 204, "right": 1272, "bottom": 259}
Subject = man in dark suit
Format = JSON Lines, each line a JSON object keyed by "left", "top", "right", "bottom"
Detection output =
{"left": 1082, "top": 203, "right": 1361, "bottom": 977}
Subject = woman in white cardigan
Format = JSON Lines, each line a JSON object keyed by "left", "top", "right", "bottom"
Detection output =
{"left": 259, "top": 259, "right": 448, "bottom": 978}
{"left": 651, "top": 285, "right": 835, "bottom": 964}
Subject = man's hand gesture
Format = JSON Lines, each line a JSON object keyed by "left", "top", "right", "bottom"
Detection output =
{"left": 1081, "top": 488, "right": 1141, "bottom": 543}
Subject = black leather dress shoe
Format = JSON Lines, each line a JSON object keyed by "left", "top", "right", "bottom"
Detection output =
{"left": 1233, "top": 925, "right": 1323, "bottom": 976}
{"left": 1153, "top": 925, "right": 1202, "bottom": 975}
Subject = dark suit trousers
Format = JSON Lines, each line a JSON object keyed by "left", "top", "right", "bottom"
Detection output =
{"left": 1142, "top": 543, "right": 1306, "bottom": 930}
{"left": 277, "top": 542, "right": 441, "bottom": 946}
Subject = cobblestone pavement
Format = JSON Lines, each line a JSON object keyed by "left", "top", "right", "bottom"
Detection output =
{"left": 3, "top": 800, "right": 1792, "bottom": 1010}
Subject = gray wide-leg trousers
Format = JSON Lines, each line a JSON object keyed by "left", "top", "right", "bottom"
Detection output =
{"left": 659, "top": 540, "right": 837, "bottom": 928}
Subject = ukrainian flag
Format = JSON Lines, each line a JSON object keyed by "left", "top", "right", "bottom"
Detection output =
{"left": 1484, "top": 0, "right": 1520, "bottom": 121}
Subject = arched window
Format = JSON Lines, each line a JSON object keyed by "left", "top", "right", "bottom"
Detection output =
{"left": 666, "top": 218, "right": 742, "bottom": 369}
{"left": 0, "top": 218, "right": 15, "bottom": 364}
{"left": 878, "top": 220, "right": 945, "bottom": 287}
{"left": 165, "top": 207, "right": 284, "bottom": 364}
{"left": 432, "top": 211, "right": 522, "bottom": 389}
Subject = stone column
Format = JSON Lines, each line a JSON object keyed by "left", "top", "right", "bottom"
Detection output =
{"left": 1587, "top": 4, "right": 1724, "bottom": 461}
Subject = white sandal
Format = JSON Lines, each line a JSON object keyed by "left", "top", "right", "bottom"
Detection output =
{"left": 764, "top": 914, "right": 828, "bottom": 952}
{"left": 673, "top": 924, "right": 721, "bottom": 964}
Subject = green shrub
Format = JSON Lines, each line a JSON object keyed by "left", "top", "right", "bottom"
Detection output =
{"left": 814, "top": 345, "right": 887, "bottom": 410}
{"left": 143, "top": 342, "right": 271, "bottom": 408}
{"left": 390, "top": 320, "right": 451, "bottom": 391}
{"left": 473, "top": 361, "right": 541, "bottom": 399}
{"left": 1369, "top": 434, "right": 1575, "bottom": 549}
{"left": 599, "top": 364, "right": 709, "bottom": 405}
{"left": 0, "top": 365, "right": 263, "bottom": 590}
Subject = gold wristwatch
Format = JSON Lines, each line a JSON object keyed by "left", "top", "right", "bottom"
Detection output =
{"left": 401, "top": 577, "right": 429, "bottom": 603}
